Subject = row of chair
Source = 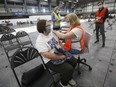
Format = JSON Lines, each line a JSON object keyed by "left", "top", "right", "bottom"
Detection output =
{"left": 0, "top": 31, "right": 33, "bottom": 62}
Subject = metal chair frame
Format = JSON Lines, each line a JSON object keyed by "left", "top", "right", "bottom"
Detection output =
{"left": 16, "top": 31, "right": 33, "bottom": 47}
{"left": 11, "top": 46, "right": 56, "bottom": 87}
{"left": 0, "top": 33, "right": 21, "bottom": 62}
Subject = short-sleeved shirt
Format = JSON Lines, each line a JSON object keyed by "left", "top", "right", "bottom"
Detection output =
{"left": 35, "top": 32, "right": 61, "bottom": 63}
{"left": 71, "top": 28, "right": 82, "bottom": 51}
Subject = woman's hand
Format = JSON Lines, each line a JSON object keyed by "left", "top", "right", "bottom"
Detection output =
{"left": 53, "top": 30, "right": 57, "bottom": 35}
{"left": 59, "top": 55, "right": 67, "bottom": 59}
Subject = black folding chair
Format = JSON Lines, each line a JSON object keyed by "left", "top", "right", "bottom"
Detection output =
{"left": 0, "top": 33, "right": 21, "bottom": 62}
{"left": 11, "top": 47, "right": 56, "bottom": 87}
{"left": 16, "top": 31, "right": 33, "bottom": 47}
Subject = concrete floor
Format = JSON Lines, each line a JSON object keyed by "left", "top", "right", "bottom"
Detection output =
{"left": 0, "top": 19, "right": 116, "bottom": 87}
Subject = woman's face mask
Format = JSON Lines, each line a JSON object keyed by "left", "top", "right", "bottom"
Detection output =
{"left": 65, "top": 18, "right": 70, "bottom": 27}
{"left": 66, "top": 22, "right": 70, "bottom": 27}
{"left": 46, "top": 26, "right": 51, "bottom": 34}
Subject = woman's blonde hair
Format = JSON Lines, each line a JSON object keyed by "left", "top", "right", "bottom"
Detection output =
{"left": 65, "top": 13, "right": 81, "bottom": 27}
{"left": 53, "top": 6, "right": 59, "bottom": 12}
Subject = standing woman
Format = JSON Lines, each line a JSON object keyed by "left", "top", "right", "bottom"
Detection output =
{"left": 53, "top": 13, "right": 85, "bottom": 54}
{"left": 51, "top": 6, "right": 62, "bottom": 30}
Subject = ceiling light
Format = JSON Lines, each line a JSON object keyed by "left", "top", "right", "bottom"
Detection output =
{"left": 32, "top": 8, "right": 35, "bottom": 13}
{"left": 76, "top": 0, "right": 79, "bottom": 2}
{"left": 43, "top": 8, "right": 46, "bottom": 13}
{"left": 69, "top": 0, "right": 72, "bottom": 2}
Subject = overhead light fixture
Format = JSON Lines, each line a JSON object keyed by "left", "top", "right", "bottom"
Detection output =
{"left": 76, "top": 0, "right": 79, "bottom": 2}
{"left": 32, "top": 8, "right": 35, "bottom": 13}
{"left": 44, "top": 0, "right": 48, "bottom": 1}
{"left": 69, "top": 0, "right": 72, "bottom": 2}
{"left": 43, "top": 8, "right": 46, "bottom": 13}
{"left": 88, "top": 3, "right": 91, "bottom": 6}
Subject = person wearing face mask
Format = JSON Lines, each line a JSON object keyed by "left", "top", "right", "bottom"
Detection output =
{"left": 94, "top": 1, "right": 109, "bottom": 47}
{"left": 53, "top": 13, "right": 85, "bottom": 54}
{"left": 35, "top": 19, "right": 78, "bottom": 87}
{"left": 51, "top": 6, "right": 62, "bottom": 30}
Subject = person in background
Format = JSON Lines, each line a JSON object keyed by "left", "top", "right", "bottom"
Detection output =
{"left": 94, "top": 1, "right": 109, "bottom": 47}
{"left": 51, "top": 6, "right": 62, "bottom": 30}
{"left": 35, "top": 19, "right": 77, "bottom": 87}
{"left": 53, "top": 13, "right": 85, "bottom": 55}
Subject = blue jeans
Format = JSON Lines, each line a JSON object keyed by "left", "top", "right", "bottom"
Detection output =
{"left": 69, "top": 49, "right": 82, "bottom": 54}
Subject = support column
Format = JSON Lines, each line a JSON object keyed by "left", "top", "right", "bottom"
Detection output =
{"left": 38, "top": 0, "right": 41, "bottom": 12}
{"left": 23, "top": 0, "right": 27, "bottom": 13}
{"left": 86, "top": 3, "right": 87, "bottom": 13}
{"left": 4, "top": 0, "right": 9, "bottom": 13}
{"left": 56, "top": 0, "right": 59, "bottom": 6}
{"left": 113, "top": 0, "right": 116, "bottom": 12}
{"left": 92, "top": 2, "right": 94, "bottom": 13}
{"left": 69, "top": 2, "right": 72, "bottom": 12}
{"left": 48, "top": 0, "right": 51, "bottom": 12}
{"left": 64, "top": 1, "right": 67, "bottom": 11}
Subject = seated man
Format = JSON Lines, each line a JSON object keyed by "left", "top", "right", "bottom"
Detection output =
{"left": 35, "top": 19, "right": 77, "bottom": 87}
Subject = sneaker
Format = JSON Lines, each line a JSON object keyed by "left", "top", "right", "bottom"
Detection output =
{"left": 59, "top": 81, "right": 71, "bottom": 87}
{"left": 68, "top": 79, "right": 76, "bottom": 86}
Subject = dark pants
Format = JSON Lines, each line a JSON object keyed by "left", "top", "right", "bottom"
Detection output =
{"left": 46, "top": 58, "right": 77, "bottom": 86}
{"left": 69, "top": 49, "right": 82, "bottom": 54}
{"left": 95, "top": 23, "right": 105, "bottom": 44}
